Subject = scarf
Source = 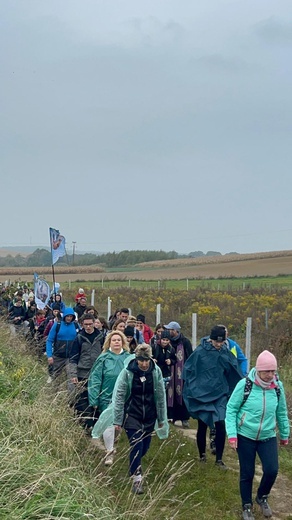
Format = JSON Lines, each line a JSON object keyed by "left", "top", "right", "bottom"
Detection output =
{"left": 255, "top": 371, "right": 276, "bottom": 389}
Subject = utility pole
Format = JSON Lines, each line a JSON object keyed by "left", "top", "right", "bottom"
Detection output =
{"left": 72, "top": 241, "right": 76, "bottom": 266}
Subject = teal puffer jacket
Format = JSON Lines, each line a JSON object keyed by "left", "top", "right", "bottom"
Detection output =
{"left": 88, "top": 349, "right": 130, "bottom": 412}
{"left": 226, "top": 368, "right": 290, "bottom": 441}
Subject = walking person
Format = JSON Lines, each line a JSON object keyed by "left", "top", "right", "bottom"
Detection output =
{"left": 8, "top": 296, "right": 27, "bottom": 335}
{"left": 94, "top": 316, "right": 109, "bottom": 345}
{"left": 45, "top": 307, "right": 79, "bottom": 392}
{"left": 88, "top": 330, "right": 130, "bottom": 465}
{"left": 136, "top": 314, "right": 153, "bottom": 344}
{"left": 73, "top": 296, "right": 88, "bottom": 322}
{"left": 209, "top": 323, "right": 247, "bottom": 455}
{"left": 112, "top": 318, "right": 126, "bottom": 333}
{"left": 164, "top": 321, "right": 193, "bottom": 428}
{"left": 226, "top": 350, "right": 290, "bottom": 519}
{"left": 152, "top": 330, "right": 177, "bottom": 391}
{"left": 70, "top": 313, "right": 104, "bottom": 432}
{"left": 123, "top": 325, "right": 138, "bottom": 353}
{"left": 112, "top": 344, "right": 169, "bottom": 493}
{"left": 150, "top": 323, "right": 164, "bottom": 350}
{"left": 183, "top": 325, "right": 242, "bottom": 468}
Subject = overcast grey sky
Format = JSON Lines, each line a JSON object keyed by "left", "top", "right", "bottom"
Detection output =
{"left": 1, "top": 0, "right": 292, "bottom": 255}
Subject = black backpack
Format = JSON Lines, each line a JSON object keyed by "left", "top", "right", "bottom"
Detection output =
{"left": 241, "top": 377, "right": 280, "bottom": 407}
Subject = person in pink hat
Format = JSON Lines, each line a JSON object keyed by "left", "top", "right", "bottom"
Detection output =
{"left": 226, "top": 350, "right": 290, "bottom": 520}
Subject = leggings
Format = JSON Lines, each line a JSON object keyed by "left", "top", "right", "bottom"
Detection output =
{"left": 197, "top": 419, "right": 226, "bottom": 461}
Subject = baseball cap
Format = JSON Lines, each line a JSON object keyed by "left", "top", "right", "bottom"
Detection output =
{"left": 164, "top": 321, "right": 181, "bottom": 331}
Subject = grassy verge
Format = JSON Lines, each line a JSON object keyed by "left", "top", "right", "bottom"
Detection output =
{"left": 0, "top": 323, "right": 291, "bottom": 519}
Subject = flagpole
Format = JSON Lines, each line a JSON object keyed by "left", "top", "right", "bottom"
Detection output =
{"left": 49, "top": 228, "right": 57, "bottom": 299}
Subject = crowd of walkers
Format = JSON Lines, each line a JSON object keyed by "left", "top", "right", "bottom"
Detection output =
{"left": 0, "top": 283, "right": 290, "bottom": 517}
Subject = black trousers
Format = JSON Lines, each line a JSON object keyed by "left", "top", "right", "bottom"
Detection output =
{"left": 74, "top": 378, "right": 99, "bottom": 429}
{"left": 197, "top": 419, "right": 226, "bottom": 461}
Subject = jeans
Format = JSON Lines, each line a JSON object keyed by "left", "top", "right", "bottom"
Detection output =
{"left": 125, "top": 429, "right": 152, "bottom": 476}
{"left": 237, "top": 434, "right": 278, "bottom": 506}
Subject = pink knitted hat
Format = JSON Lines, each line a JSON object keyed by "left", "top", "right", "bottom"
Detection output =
{"left": 256, "top": 350, "right": 277, "bottom": 371}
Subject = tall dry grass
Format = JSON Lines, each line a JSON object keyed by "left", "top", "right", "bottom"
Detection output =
{"left": 0, "top": 323, "right": 201, "bottom": 520}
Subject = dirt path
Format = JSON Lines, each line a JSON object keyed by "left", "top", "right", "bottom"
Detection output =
{"left": 175, "top": 423, "right": 292, "bottom": 519}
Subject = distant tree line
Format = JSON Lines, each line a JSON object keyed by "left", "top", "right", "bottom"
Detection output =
{"left": 0, "top": 248, "right": 230, "bottom": 268}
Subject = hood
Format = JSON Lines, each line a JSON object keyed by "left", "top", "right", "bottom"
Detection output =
{"left": 248, "top": 367, "right": 256, "bottom": 382}
{"left": 62, "top": 307, "right": 76, "bottom": 320}
{"left": 127, "top": 358, "right": 155, "bottom": 374}
{"left": 199, "top": 336, "right": 222, "bottom": 351}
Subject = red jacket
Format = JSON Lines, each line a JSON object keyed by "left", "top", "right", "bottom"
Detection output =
{"left": 142, "top": 324, "right": 154, "bottom": 344}
{"left": 74, "top": 292, "right": 87, "bottom": 303}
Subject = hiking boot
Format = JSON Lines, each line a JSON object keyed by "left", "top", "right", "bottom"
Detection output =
{"left": 181, "top": 420, "right": 190, "bottom": 429}
{"left": 242, "top": 504, "right": 255, "bottom": 520}
{"left": 215, "top": 460, "right": 228, "bottom": 470}
{"left": 199, "top": 454, "right": 207, "bottom": 463}
{"left": 256, "top": 495, "right": 272, "bottom": 517}
{"left": 104, "top": 452, "right": 114, "bottom": 466}
{"left": 132, "top": 480, "right": 144, "bottom": 495}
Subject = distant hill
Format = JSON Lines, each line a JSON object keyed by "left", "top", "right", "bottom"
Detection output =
{"left": 0, "top": 246, "right": 44, "bottom": 257}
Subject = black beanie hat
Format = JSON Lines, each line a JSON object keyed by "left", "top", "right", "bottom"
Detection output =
{"left": 136, "top": 314, "right": 145, "bottom": 323}
{"left": 124, "top": 326, "right": 135, "bottom": 337}
{"left": 210, "top": 325, "right": 226, "bottom": 342}
{"left": 161, "top": 330, "right": 170, "bottom": 339}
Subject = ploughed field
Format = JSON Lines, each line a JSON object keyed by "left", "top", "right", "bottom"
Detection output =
{"left": 0, "top": 250, "right": 292, "bottom": 282}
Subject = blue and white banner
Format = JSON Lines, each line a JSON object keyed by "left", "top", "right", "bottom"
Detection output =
{"left": 34, "top": 273, "right": 51, "bottom": 310}
{"left": 51, "top": 282, "right": 60, "bottom": 295}
{"left": 49, "top": 227, "right": 66, "bottom": 265}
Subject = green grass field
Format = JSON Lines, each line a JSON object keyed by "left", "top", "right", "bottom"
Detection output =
{"left": 63, "top": 275, "right": 292, "bottom": 292}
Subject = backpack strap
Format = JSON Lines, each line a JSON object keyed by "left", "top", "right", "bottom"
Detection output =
{"left": 241, "top": 376, "right": 280, "bottom": 407}
{"left": 241, "top": 377, "right": 253, "bottom": 407}
{"left": 54, "top": 321, "right": 61, "bottom": 343}
{"left": 74, "top": 321, "right": 80, "bottom": 333}
{"left": 275, "top": 386, "right": 281, "bottom": 402}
